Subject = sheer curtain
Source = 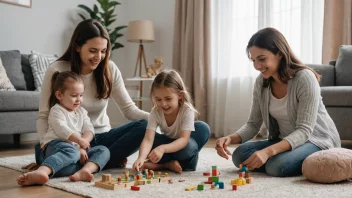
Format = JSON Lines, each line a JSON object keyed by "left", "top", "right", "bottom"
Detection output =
{"left": 209, "top": 0, "right": 324, "bottom": 137}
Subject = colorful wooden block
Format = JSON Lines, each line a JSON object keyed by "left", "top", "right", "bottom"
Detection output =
{"left": 197, "top": 184, "right": 204, "bottom": 191}
{"left": 218, "top": 181, "right": 224, "bottom": 189}
{"left": 185, "top": 186, "right": 197, "bottom": 191}
{"left": 131, "top": 186, "right": 140, "bottom": 191}
{"left": 232, "top": 184, "right": 237, "bottom": 190}
{"left": 203, "top": 171, "right": 210, "bottom": 176}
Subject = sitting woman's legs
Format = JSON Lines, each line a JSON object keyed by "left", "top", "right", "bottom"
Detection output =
{"left": 232, "top": 139, "right": 280, "bottom": 171}
{"left": 92, "top": 119, "right": 148, "bottom": 168}
{"left": 265, "top": 142, "right": 321, "bottom": 177}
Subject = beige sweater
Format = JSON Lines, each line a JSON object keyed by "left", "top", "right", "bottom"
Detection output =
{"left": 37, "top": 60, "right": 149, "bottom": 144}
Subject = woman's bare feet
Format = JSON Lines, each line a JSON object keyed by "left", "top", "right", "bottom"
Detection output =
{"left": 142, "top": 160, "right": 183, "bottom": 174}
{"left": 16, "top": 170, "right": 49, "bottom": 186}
{"left": 69, "top": 169, "right": 94, "bottom": 182}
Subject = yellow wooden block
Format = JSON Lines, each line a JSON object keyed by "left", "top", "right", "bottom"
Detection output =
{"left": 185, "top": 186, "right": 197, "bottom": 191}
{"left": 231, "top": 179, "right": 237, "bottom": 185}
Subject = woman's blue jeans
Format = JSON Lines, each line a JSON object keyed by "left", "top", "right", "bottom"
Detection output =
{"left": 40, "top": 140, "right": 110, "bottom": 177}
{"left": 232, "top": 139, "right": 321, "bottom": 177}
{"left": 35, "top": 120, "right": 148, "bottom": 169}
{"left": 152, "top": 121, "right": 210, "bottom": 171}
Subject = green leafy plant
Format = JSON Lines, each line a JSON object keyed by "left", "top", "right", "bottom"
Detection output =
{"left": 78, "top": 0, "right": 127, "bottom": 51}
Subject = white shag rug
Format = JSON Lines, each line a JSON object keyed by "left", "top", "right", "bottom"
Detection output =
{"left": 1, "top": 148, "right": 352, "bottom": 198}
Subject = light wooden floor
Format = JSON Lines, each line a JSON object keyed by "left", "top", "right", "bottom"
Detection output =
{"left": 0, "top": 138, "right": 220, "bottom": 198}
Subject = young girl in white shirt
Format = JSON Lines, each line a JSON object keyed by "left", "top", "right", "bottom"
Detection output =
{"left": 133, "top": 70, "right": 210, "bottom": 173}
{"left": 17, "top": 71, "right": 110, "bottom": 186}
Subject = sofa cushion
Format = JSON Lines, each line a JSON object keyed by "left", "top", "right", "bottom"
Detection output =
{"left": 0, "top": 50, "right": 27, "bottom": 90}
{"left": 21, "top": 54, "right": 35, "bottom": 91}
{"left": 0, "top": 58, "right": 16, "bottom": 91}
{"left": 29, "top": 51, "right": 57, "bottom": 91}
{"left": 321, "top": 86, "right": 352, "bottom": 106}
{"left": 335, "top": 45, "right": 352, "bottom": 86}
{"left": 0, "top": 90, "right": 40, "bottom": 111}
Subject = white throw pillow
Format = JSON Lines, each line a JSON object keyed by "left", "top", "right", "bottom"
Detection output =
{"left": 0, "top": 58, "right": 16, "bottom": 91}
{"left": 29, "top": 51, "right": 57, "bottom": 91}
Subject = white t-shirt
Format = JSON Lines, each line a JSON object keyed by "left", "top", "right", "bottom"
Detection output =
{"left": 269, "top": 91, "right": 295, "bottom": 138}
{"left": 42, "top": 104, "right": 95, "bottom": 146}
{"left": 147, "top": 103, "right": 195, "bottom": 139}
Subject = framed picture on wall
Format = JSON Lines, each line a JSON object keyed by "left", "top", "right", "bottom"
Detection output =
{"left": 0, "top": 0, "right": 31, "bottom": 8}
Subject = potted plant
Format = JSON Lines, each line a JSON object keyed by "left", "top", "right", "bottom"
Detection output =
{"left": 78, "top": 0, "right": 127, "bottom": 51}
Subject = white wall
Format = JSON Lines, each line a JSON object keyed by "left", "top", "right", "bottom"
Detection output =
{"left": 0, "top": 0, "right": 175, "bottom": 143}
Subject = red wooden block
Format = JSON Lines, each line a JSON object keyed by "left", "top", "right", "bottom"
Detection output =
{"left": 239, "top": 172, "right": 244, "bottom": 177}
{"left": 131, "top": 186, "right": 140, "bottom": 191}
{"left": 204, "top": 181, "right": 213, "bottom": 184}
{"left": 203, "top": 172, "right": 210, "bottom": 176}
{"left": 212, "top": 170, "right": 218, "bottom": 176}
{"left": 232, "top": 184, "right": 237, "bottom": 191}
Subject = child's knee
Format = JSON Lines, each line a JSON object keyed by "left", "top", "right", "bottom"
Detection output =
{"left": 175, "top": 139, "right": 198, "bottom": 160}
{"left": 94, "top": 146, "right": 110, "bottom": 160}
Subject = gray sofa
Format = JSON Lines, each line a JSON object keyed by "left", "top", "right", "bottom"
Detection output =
{"left": 308, "top": 45, "right": 352, "bottom": 143}
{"left": 0, "top": 50, "right": 40, "bottom": 145}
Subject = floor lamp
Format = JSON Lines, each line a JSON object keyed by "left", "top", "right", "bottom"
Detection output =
{"left": 127, "top": 20, "right": 155, "bottom": 77}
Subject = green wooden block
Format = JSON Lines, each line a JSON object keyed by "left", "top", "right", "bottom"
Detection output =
{"left": 197, "top": 184, "right": 204, "bottom": 191}
{"left": 212, "top": 176, "right": 219, "bottom": 183}
{"left": 147, "top": 180, "right": 151, "bottom": 184}
{"left": 212, "top": 166, "right": 217, "bottom": 170}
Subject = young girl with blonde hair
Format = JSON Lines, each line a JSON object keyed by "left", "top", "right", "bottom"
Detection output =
{"left": 133, "top": 70, "right": 210, "bottom": 173}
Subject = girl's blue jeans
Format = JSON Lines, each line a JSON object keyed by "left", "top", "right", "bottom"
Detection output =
{"left": 39, "top": 140, "right": 110, "bottom": 177}
{"left": 232, "top": 139, "right": 321, "bottom": 177}
{"left": 36, "top": 120, "right": 148, "bottom": 169}
{"left": 152, "top": 121, "right": 210, "bottom": 171}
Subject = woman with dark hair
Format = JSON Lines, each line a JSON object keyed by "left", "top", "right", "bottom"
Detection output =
{"left": 215, "top": 27, "right": 340, "bottom": 177}
{"left": 30, "top": 19, "right": 149, "bottom": 175}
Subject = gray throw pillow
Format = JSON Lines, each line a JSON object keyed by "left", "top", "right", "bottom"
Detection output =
{"left": 0, "top": 50, "right": 27, "bottom": 90}
{"left": 335, "top": 45, "right": 352, "bottom": 86}
{"left": 0, "top": 58, "right": 16, "bottom": 91}
{"left": 29, "top": 51, "right": 57, "bottom": 91}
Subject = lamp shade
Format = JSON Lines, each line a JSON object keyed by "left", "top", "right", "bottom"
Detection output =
{"left": 127, "top": 20, "right": 155, "bottom": 43}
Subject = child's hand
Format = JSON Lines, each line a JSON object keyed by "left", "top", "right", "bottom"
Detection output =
{"left": 148, "top": 146, "right": 165, "bottom": 163}
{"left": 79, "top": 148, "right": 88, "bottom": 165}
{"left": 133, "top": 158, "right": 145, "bottom": 171}
{"left": 78, "top": 138, "right": 90, "bottom": 150}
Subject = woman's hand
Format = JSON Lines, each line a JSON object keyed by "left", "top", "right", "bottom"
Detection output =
{"left": 148, "top": 146, "right": 165, "bottom": 163}
{"left": 215, "top": 136, "right": 232, "bottom": 160}
{"left": 243, "top": 149, "right": 270, "bottom": 170}
{"left": 133, "top": 158, "right": 145, "bottom": 171}
{"left": 79, "top": 148, "right": 89, "bottom": 165}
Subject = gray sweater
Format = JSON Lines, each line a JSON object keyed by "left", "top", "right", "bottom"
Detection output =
{"left": 236, "top": 69, "right": 341, "bottom": 150}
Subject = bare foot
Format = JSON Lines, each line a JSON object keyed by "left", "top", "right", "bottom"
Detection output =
{"left": 16, "top": 171, "right": 49, "bottom": 186}
{"left": 165, "top": 160, "right": 182, "bottom": 174}
{"left": 142, "top": 160, "right": 183, "bottom": 174}
{"left": 69, "top": 169, "right": 94, "bottom": 182}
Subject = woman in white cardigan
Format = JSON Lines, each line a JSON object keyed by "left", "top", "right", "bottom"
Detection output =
{"left": 215, "top": 27, "right": 341, "bottom": 177}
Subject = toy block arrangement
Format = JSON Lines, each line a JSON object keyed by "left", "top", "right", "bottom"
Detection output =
{"left": 230, "top": 164, "right": 253, "bottom": 191}
{"left": 185, "top": 165, "right": 224, "bottom": 191}
{"left": 95, "top": 169, "right": 172, "bottom": 191}
{"left": 185, "top": 164, "right": 253, "bottom": 191}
